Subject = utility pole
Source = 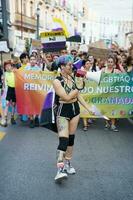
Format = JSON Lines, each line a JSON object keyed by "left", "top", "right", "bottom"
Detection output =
{"left": 36, "top": 7, "right": 40, "bottom": 40}
{"left": 36, "top": 1, "right": 42, "bottom": 40}
{"left": 1, "top": 0, "right": 8, "bottom": 40}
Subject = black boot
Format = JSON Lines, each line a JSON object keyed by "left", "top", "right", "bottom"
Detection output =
{"left": 29, "top": 119, "right": 35, "bottom": 128}
{"left": 11, "top": 116, "right": 16, "bottom": 125}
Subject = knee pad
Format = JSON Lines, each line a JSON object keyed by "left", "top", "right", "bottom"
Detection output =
{"left": 58, "top": 137, "right": 69, "bottom": 152}
{"left": 68, "top": 135, "right": 75, "bottom": 146}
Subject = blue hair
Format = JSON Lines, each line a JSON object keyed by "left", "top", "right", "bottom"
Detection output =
{"left": 55, "top": 55, "right": 74, "bottom": 67}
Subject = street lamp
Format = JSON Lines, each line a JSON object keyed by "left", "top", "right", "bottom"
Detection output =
{"left": 36, "top": 7, "right": 40, "bottom": 39}
{"left": 36, "top": 2, "right": 42, "bottom": 39}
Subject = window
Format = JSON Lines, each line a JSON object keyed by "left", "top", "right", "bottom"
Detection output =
{"left": 30, "top": 1, "right": 33, "bottom": 17}
{"left": 15, "top": 0, "right": 19, "bottom": 12}
{"left": 82, "top": 23, "right": 86, "bottom": 28}
{"left": 23, "top": 0, "right": 26, "bottom": 15}
{"left": 45, "top": 11, "right": 48, "bottom": 29}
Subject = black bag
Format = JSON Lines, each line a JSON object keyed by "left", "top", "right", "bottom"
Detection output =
{"left": 40, "top": 76, "right": 64, "bottom": 133}
{"left": 40, "top": 105, "right": 58, "bottom": 133}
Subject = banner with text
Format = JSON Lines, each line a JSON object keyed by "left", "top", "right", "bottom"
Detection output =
{"left": 15, "top": 70, "right": 133, "bottom": 118}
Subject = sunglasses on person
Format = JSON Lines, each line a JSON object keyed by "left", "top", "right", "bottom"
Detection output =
{"left": 71, "top": 52, "right": 77, "bottom": 56}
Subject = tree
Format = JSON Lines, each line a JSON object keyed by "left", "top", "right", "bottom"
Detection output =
{"left": 25, "top": 38, "right": 30, "bottom": 54}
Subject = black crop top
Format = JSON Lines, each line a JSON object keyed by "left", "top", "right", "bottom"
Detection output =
{"left": 56, "top": 75, "right": 76, "bottom": 94}
{"left": 54, "top": 75, "right": 76, "bottom": 105}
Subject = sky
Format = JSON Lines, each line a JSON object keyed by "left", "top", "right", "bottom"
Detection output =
{"left": 88, "top": 0, "right": 133, "bottom": 21}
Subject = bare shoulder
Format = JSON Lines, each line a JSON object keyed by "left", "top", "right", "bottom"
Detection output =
{"left": 53, "top": 78, "right": 62, "bottom": 89}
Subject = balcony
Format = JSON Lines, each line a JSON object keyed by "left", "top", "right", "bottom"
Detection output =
{"left": 54, "top": 2, "right": 62, "bottom": 11}
{"left": 44, "top": 0, "right": 52, "bottom": 5}
{"left": 14, "top": 13, "right": 36, "bottom": 31}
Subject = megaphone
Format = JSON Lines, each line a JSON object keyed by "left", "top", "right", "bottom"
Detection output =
{"left": 86, "top": 70, "right": 102, "bottom": 84}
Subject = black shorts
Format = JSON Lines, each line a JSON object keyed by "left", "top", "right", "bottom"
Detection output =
{"left": 57, "top": 101, "right": 80, "bottom": 120}
{"left": 6, "top": 86, "right": 16, "bottom": 103}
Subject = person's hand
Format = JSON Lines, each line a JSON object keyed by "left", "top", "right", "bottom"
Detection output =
{"left": 75, "top": 77, "right": 85, "bottom": 90}
{"left": 76, "top": 69, "right": 87, "bottom": 77}
{"left": 40, "top": 51, "right": 44, "bottom": 58}
{"left": 42, "top": 53, "right": 47, "bottom": 59}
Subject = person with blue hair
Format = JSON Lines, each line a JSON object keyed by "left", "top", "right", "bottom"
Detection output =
{"left": 53, "top": 55, "right": 93, "bottom": 182}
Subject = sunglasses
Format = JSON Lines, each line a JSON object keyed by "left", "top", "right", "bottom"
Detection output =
{"left": 72, "top": 53, "right": 77, "bottom": 55}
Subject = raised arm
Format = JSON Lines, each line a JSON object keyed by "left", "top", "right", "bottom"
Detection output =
{"left": 78, "top": 93, "right": 93, "bottom": 115}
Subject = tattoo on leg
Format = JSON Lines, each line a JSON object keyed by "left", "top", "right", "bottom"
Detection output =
{"left": 57, "top": 117, "right": 68, "bottom": 133}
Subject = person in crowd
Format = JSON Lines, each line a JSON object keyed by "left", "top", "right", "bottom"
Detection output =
{"left": 84, "top": 55, "right": 100, "bottom": 125}
{"left": 24, "top": 55, "right": 41, "bottom": 128}
{"left": 115, "top": 54, "right": 126, "bottom": 72}
{"left": 125, "top": 56, "right": 133, "bottom": 72}
{"left": 79, "top": 52, "right": 88, "bottom": 61}
{"left": 19, "top": 52, "right": 29, "bottom": 70}
{"left": 88, "top": 55, "right": 100, "bottom": 72}
{"left": 70, "top": 49, "right": 80, "bottom": 62}
{"left": 80, "top": 59, "right": 95, "bottom": 131}
{"left": 42, "top": 53, "right": 54, "bottom": 71}
{"left": 31, "top": 50, "right": 38, "bottom": 58}
{"left": 0, "top": 60, "right": 16, "bottom": 127}
{"left": 18, "top": 52, "right": 30, "bottom": 121}
{"left": 60, "top": 49, "right": 68, "bottom": 56}
{"left": 0, "top": 66, "right": 3, "bottom": 94}
{"left": 121, "top": 54, "right": 127, "bottom": 70}
{"left": 0, "top": 66, "right": 4, "bottom": 121}
{"left": 102, "top": 56, "right": 121, "bottom": 132}
{"left": 12, "top": 57, "right": 21, "bottom": 69}
{"left": 53, "top": 55, "right": 93, "bottom": 181}
{"left": 97, "top": 58, "right": 106, "bottom": 70}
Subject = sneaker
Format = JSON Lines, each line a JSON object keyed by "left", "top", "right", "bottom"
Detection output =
{"left": 0, "top": 119, "right": 7, "bottom": 127}
{"left": 110, "top": 125, "right": 118, "bottom": 132}
{"left": 64, "top": 160, "right": 76, "bottom": 175}
{"left": 54, "top": 164, "right": 68, "bottom": 181}
{"left": 34, "top": 116, "right": 39, "bottom": 127}
{"left": 104, "top": 123, "right": 110, "bottom": 130}
{"left": 83, "top": 126, "right": 88, "bottom": 131}
{"left": 29, "top": 120, "right": 35, "bottom": 128}
{"left": 11, "top": 117, "right": 16, "bottom": 125}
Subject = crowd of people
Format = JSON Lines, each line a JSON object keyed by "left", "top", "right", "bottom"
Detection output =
{"left": 0, "top": 45, "right": 133, "bottom": 181}
{"left": 0, "top": 46, "right": 133, "bottom": 129}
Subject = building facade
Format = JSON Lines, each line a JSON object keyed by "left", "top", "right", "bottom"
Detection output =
{"left": 6, "top": 0, "right": 85, "bottom": 50}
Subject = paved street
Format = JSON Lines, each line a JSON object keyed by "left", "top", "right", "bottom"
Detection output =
{"left": 0, "top": 119, "right": 133, "bottom": 200}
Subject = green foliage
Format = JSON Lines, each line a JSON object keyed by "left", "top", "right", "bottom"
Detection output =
{"left": 25, "top": 38, "right": 30, "bottom": 53}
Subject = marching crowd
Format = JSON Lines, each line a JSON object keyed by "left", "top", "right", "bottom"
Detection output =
{"left": 0, "top": 46, "right": 133, "bottom": 132}
{"left": 0, "top": 45, "right": 133, "bottom": 181}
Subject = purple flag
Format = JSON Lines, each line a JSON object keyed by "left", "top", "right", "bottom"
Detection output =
{"left": 42, "top": 91, "right": 54, "bottom": 109}
{"left": 73, "top": 59, "right": 83, "bottom": 70}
